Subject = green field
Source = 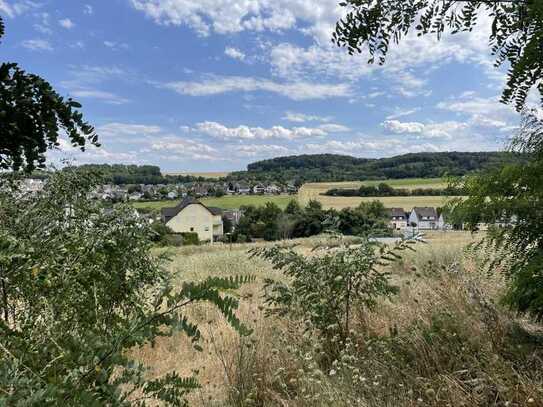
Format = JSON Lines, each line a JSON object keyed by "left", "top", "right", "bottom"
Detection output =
{"left": 132, "top": 178, "right": 458, "bottom": 212}
{"left": 131, "top": 194, "right": 296, "bottom": 211}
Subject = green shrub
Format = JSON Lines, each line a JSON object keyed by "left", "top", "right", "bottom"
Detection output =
{"left": 0, "top": 170, "right": 251, "bottom": 405}
{"left": 180, "top": 232, "right": 200, "bottom": 246}
{"left": 251, "top": 238, "right": 417, "bottom": 342}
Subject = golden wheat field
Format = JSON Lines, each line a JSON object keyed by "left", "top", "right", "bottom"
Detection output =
{"left": 298, "top": 179, "right": 460, "bottom": 210}
{"left": 131, "top": 232, "right": 543, "bottom": 406}
{"left": 164, "top": 172, "right": 231, "bottom": 179}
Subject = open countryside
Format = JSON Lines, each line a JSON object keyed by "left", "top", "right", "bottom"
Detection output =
{"left": 2, "top": 1, "right": 543, "bottom": 406}
{"left": 131, "top": 178, "right": 457, "bottom": 212}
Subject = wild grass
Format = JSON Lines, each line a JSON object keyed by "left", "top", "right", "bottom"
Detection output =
{"left": 298, "top": 178, "right": 465, "bottom": 210}
{"left": 133, "top": 232, "right": 543, "bottom": 406}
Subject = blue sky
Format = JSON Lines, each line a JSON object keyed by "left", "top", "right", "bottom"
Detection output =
{"left": 0, "top": 0, "right": 525, "bottom": 171}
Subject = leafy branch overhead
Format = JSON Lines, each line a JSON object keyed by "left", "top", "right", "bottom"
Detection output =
{"left": 0, "top": 16, "right": 98, "bottom": 172}
{"left": 334, "top": 0, "right": 543, "bottom": 111}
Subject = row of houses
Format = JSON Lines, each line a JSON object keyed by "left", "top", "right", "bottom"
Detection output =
{"left": 388, "top": 207, "right": 451, "bottom": 231}
{"left": 89, "top": 181, "right": 297, "bottom": 202}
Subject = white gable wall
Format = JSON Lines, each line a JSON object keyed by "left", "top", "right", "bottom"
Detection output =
{"left": 166, "top": 204, "right": 220, "bottom": 242}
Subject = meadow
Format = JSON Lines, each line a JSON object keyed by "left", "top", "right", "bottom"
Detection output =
{"left": 299, "top": 178, "right": 460, "bottom": 210}
{"left": 132, "top": 178, "right": 456, "bottom": 212}
{"left": 132, "top": 232, "right": 543, "bottom": 406}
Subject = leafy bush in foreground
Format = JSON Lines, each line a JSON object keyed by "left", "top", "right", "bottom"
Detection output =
{"left": 0, "top": 170, "right": 251, "bottom": 405}
{"left": 251, "top": 237, "right": 417, "bottom": 342}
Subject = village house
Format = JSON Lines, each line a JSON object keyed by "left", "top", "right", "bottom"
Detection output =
{"left": 265, "top": 184, "right": 281, "bottom": 194}
{"left": 253, "top": 183, "right": 265, "bottom": 194}
{"left": 161, "top": 197, "right": 224, "bottom": 243}
{"left": 388, "top": 208, "right": 408, "bottom": 230}
{"left": 236, "top": 182, "right": 251, "bottom": 195}
{"left": 409, "top": 207, "right": 439, "bottom": 230}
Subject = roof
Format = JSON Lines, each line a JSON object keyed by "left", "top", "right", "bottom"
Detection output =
{"left": 388, "top": 208, "right": 407, "bottom": 218}
{"left": 161, "top": 197, "right": 222, "bottom": 220}
{"left": 412, "top": 207, "right": 438, "bottom": 218}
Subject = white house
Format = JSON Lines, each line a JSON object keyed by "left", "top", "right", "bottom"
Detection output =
{"left": 388, "top": 208, "right": 408, "bottom": 230}
{"left": 409, "top": 207, "right": 438, "bottom": 230}
{"left": 161, "top": 197, "right": 224, "bottom": 243}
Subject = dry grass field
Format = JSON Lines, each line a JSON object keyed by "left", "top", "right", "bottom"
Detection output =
{"left": 132, "top": 232, "right": 543, "bottom": 406}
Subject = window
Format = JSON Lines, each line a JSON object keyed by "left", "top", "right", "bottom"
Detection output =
{"left": 204, "top": 227, "right": 209, "bottom": 231}
{"left": 190, "top": 227, "right": 194, "bottom": 232}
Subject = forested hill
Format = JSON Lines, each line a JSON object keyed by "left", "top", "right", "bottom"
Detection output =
{"left": 229, "top": 152, "right": 526, "bottom": 182}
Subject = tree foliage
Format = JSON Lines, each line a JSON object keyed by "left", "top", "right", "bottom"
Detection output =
{"left": 0, "top": 16, "right": 98, "bottom": 172}
{"left": 251, "top": 237, "right": 418, "bottom": 341}
{"left": 0, "top": 170, "right": 252, "bottom": 404}
{"left": 333, "top": 0, "right": 543, "bottom": 111}
{"left": 233, "top": 152, "right": 526, "bottom": 183}
{"left": 450, "top": 109, "right": 543, "bottom": 319}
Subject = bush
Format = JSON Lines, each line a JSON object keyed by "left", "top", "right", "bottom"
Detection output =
{"left": 251, "top": 238, "right": 417, "bottom": 342}
{"left": 180, "top": 232, "right": 200, "bottom": 246}
{"left": 0, "top": 170, "right": 251, "bottom": 405}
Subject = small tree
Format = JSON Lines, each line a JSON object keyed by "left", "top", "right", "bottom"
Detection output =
{"left": 450, "top": 109, "right": 543, "bottom": 320}
{"left": 0, "top": 170, "right": 252, "bottom": 405}
{"left": 251, "top": 237, "right": 417, "bottom": 341}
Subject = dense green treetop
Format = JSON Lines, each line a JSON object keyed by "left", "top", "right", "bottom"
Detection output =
{"left": 231, "top": 151, "right": 526, "bottom": 183}
{"left": 334, "top": 0, "right": 543, "bottom": 111}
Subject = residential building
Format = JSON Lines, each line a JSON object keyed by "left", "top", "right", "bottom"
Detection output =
{"left": 388, "top": 208, "right": 408, "bottom": 230}
{"left": 409, "top": 207, "right": 439, "bottom": 230}
{"left": 161, "top": 197, "right": 224, "bottom": 242}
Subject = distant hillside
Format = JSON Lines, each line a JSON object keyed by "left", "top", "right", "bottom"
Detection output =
{"left": 228, "top": 152, "right": 526, "bottom": 182}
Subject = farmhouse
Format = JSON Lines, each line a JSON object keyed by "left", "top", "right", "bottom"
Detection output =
{"left": 388, "top": 208, "right": 408, "bottom": 230}
{"left": 409, "top": 207, "right": 438, "bottom": 230}
{"left": 161, "top": 197, "right": 224, "bottom": 243}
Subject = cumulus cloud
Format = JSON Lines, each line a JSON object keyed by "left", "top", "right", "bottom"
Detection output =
{"left": 161, "top": 75, "right": 352, "bottom": 100}
{"left": 129, "top": 0, "right": 342, "bottom": 41}
{"left": 83, "top": 5, "right": 93, "bottom": 15}
{"left": 59, "top": 18, "right": 75, "bottom": 29}
{"left": 224, "top": 47, "right": 245, "bottom": 61}
{"left": 192, "top": 121, "right": 327, "bottom": 141}
{"left": 383, "top": 120, "right": 467, "bottom": 140}
{"left": 319, "top": 124, "right": 350, "bottom": 133}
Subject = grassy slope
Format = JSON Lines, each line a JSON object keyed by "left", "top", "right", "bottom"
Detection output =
{"left": 132, "top": 233, "right": 543, "bottom": 406}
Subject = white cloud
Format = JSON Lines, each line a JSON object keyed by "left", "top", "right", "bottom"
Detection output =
{"left": 192, "top": 121, "right": 327, "bottom": 141}
{"left": 83, "top": 5, "right": 93, "bottom": 15}
{"left": 162, "top": 75, "right": 352, "bottom": 101}
{"left": 230, "top": 144, "right": 291, "bottom": 157}
{"left": 383, "top": 120, "right": 425, "bottom": 134}
{"left": 150, "top": 137, "right": 218, "bottom": 160}
{"left": 21, "top": 39, "right": 53, "bottom": 51}
{"left": 104, "top": 41, "right": 129, "bottom": 50}
{"left": 283, "top": 111, "right": 332, "bottom": 123}
{"left": 224, "top": 47, "right": 245, "bottom": 61}
{"left": 385, "top": 108, "right": 420, "bottom": 120}
{"left": 68, "top": 89, "right": 130, "bottom": 105}
{"left": 59, "top": 18, "right": 75, "bottom": 29}
{"left": 319, "top": 124, "right": 350, "bottom": 133}
{"left": 129, "top": 0, "right": 342, "bottom": 41}
{"left": 305, "top": 139, "right": 404, "bottom": 155}
{"left": 0, "top": 0, "right": 38, "bottom": 18}
{"left": 97, "top": 123, "right": 162, "bottom": 138}
{"left": 383, "top": 120, "right": 467, "bottom": 140}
